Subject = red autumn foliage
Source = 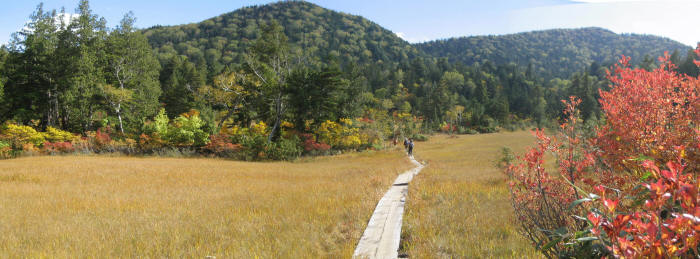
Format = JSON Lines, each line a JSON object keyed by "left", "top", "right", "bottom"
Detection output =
{"left": 202, "top": 134, "right": 241, "bottom": 156}
{"left": 506, "top": 46, "right": 700, "bottom": 258}
{"left": 506, "top": 97, "right": 601, "bottom": 257}
{"left": 43, "top": 141, "right": 75, "bottom": 153}
{"left": 440, "top": 123, "right": 457, "bottom": 133}
{"left": 94, "top": 127, "right": 112, "bottom": 148}
{"left": 587, "top": 154, "right": 698, "bottom": 257}
{"left": 596, "top": 52, "right": 700, "bottom": 171}
{"left": 301, "top": 133, "right": 331, "bottom": 152}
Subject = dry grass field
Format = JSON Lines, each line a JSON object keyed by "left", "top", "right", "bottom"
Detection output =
{"left": 401, "top": 131, "right": 542, "bottom": 258}
{"left": 0, "top": 150, "right": 412, "bottom": 258}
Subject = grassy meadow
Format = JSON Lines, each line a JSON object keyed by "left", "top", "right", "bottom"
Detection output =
{"left": 0, "top": 150, "right": 412, "bottom": 258}
{"left": 401, "top": 131, "right": 542, "bottom": 258}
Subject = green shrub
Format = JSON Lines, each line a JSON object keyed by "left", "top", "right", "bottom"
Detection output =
{"left": 168, "top": 114, "right": 209, "bottom": 147}
{"left": 495, "top": 146, "right": 514, "bottom": 169}
{"left": 141, "top": 109, "right": 210, "bottom": 148}
{"left": 240, "top": 134, "right": 268, "bottom": 161}
{"left": 411, "top": 134, "right": 429, "bottom": 142}
{"left": 238, "top": 135, "right": 302, "bottom": 161}
{"left": 264, "top": 136, "right": 302, "bottom": 161}
{"left": 457, "top": 127, "right": 478, "bottom": 135}
{"left": 0, "top": 140, "right": 14, "bottom": 159}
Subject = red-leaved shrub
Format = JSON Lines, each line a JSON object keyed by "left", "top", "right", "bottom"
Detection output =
{"left": 94, "top": 127, "right": 112, "bottom": 150}
{"left": 301, "top": 133, "right": 331, "bottom": 153}
{"left": 507, "top": 47, "right": 700, "bottom": 258}
{"left": 202, "top": 134, "right": 241, "bottom": 158}
{"left": 43, "top": 141, "right": 75, "bottom": 154}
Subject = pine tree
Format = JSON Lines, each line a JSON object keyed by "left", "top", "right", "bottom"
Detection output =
{"left": 63, "top": 0, "right": 108, "bottom": 132}
{"left": 4, "top": 4, "right": 61, "bottom": 127}
{"left": 160, "top": 55, "right": 204, "bottom": 117}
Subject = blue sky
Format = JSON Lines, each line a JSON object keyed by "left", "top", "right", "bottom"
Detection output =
{"left": 1, "top": 0, "right": 698, "bottom": 46}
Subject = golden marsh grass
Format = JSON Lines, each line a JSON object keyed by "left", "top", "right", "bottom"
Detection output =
{"left": 401, "top": 131, "right": 542, "bottom": 258}
{"left": 0, "top": 150, "right": 411, "bottom": 257}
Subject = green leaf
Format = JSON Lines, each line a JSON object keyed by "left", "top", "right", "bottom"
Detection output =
{"left": 573, "top": 230, "right": 589, "bottom": 238}
{"left": 568, "top": 198, "right": 592, "bottom": 210}
{"left": 554, "top": 227, "right": 568, "bottom": 236}
{"left": 576, "top": 237, "right": 598, "bottom": 242}
{"left": 631, "top": 155, "right": 654, "bottom": 162}
{"left": 542, "top": 236, "right": 563, "bottom": 251}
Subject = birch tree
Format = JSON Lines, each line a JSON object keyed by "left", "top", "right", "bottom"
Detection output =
{"left": 105, "top": 12, "right": 160, "bottom": 133}
{"left": 245, "top": 21, "right": 293, "bottom": 142}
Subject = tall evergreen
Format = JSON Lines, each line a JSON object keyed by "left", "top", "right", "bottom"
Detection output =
{"left": 62, "top": 0, "right": 108, "bottom": 132}
{"left": 160, "top": 55, "right": 204, "bottom": 117}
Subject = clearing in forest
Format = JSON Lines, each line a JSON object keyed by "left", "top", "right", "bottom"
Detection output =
{"left": 0, "top": 131, "right": 540, "bottom": 257}
{"left": 0, "top": 151, "right": 410, "bottom": 257}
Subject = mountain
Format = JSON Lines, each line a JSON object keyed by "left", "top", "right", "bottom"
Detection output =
{"left": 416, "top": 27, "right": 691, "bottom": 79}
{"left": 143, "top": 1, "right": 421, "bottom": 77}
{"left": 143, "top": 2, "right": 691, "bottom": 81}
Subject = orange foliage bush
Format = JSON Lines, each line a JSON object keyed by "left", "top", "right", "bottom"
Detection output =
{"left": 507, "top": 47, "right": 700, "bottom": 258}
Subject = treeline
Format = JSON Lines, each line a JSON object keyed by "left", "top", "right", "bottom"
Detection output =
{"left": 0, "top": 1, "right": 423, "bottom": 160}
{"left": 1, "top": 2, "right": 160, "bottom": 133}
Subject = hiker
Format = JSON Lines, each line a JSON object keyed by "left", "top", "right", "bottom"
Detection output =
{"left": 403, "top": 137, "right": 409, "bottom": 151}
{"left": 408, "top": 138, "right": 414, "bottom": 156}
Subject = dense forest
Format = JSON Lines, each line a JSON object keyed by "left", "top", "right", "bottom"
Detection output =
{"left": 417, "top": 27, "right": 692, "bottom": 79}
{"left": 0, "top": 0, "right": 696, "bottom": 160}
{"left": 144, "top": 1, "right": 420, "bottom": 79}
{"left": 141, "top": 1, "right": 696, "bottom": 128}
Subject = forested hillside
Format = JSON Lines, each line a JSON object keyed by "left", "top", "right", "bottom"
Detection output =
{"left": 143, "top": 1, "right": 420, "bottom": 79}
{"left": 417, "top": 27, "right": 691, "bottom": 78}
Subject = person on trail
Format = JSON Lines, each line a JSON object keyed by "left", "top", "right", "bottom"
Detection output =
{"left": 408, "top": 139, "right": 414, "bottom": 156}
{"left": 403, "top": 138, "right": 409, "bottom": 151}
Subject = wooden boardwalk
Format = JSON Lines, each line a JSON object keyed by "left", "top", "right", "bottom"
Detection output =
{"left": 353, "top": 156, "right": 424, "bottom": 259}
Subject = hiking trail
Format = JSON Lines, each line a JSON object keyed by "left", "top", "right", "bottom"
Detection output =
{"left": 353, "top": 155, "right": 424, "bottom": 259}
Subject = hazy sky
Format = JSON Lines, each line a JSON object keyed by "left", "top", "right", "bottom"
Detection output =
{"left": 1, "top": 0, "right": 698, "bottom": 46}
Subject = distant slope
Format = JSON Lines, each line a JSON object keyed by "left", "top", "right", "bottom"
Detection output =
{"left": 144, "top": 2, "right": 691, "bottom": 81}
{"left": 143, "top": 1, "right": 420, "bottom": 76}
{"left": 415, "top": 27, "right": 691, "bottom": 78}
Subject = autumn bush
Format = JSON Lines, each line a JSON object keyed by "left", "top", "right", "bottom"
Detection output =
{"left": 0, "top": 108, "right": 413, "bottom": 161}
{"left": 0, "top": 140, "right": 13, "bottom": 159}
{"left": 139, "top": 109, "right": 209, "bottom": 152}
{"left": 1, "top": 123, "right": 46, "bottom": 147}
{"left": 392, "top": 111, "right": 423, "bottom": 139}
{"left": 506, "top": 48, "right": 700, "bottom": 258}
{"left": 316, "top": 119, "right": 362, "bottom": 150}
{"left": 43, "top": 127, "right": 76, "bottom": 143}
{"left": 298, "top": 133, "right": 329, "bottom": 155}
{"left": 202, "top": 134, "right": 242, "bottom": 158}
{"left": 43, "top": 141, "right": 75, "bottom": 154}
